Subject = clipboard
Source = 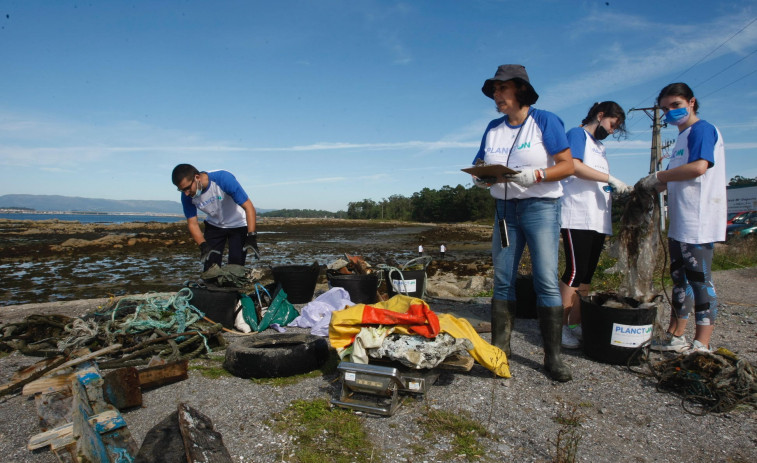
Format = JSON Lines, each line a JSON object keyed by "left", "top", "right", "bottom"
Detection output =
{"left": 461, "top": 164, "right": 519, "bottom": 180}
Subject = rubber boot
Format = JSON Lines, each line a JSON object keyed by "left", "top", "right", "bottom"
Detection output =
{"left": 538, "top": 306, "right": 573, "bottom": 382}
{"left": 491, "top": 299, "right": 517, "bottom": 357}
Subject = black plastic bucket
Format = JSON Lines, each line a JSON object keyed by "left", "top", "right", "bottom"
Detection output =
{"left": 271, "top": 262, "right": 320, "bottom": 304}
{"left": 327, "top": 271, "right": 379, "bottom": 304}
{"left": 581, "top": 294, "right": 657, "bottom": 365}
{"left": 385, "top": 269, "right": 426, "bottom": 299}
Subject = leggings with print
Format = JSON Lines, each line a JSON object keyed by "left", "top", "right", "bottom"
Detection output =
{"left": 668, "top": 238, "right": 717, "bottom": 325}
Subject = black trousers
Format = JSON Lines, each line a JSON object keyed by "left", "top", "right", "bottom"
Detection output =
{"left": 203, "top": 222, "right": 247, "bottom": 271}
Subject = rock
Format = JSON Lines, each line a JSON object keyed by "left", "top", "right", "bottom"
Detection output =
{"left": 463, "top": 275, "right": 489, "bottom": 294}
{"left": 427, "top": 281, "right": 462, "bottom": 298}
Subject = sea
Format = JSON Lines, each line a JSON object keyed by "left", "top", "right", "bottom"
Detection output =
{"left": 0, "top": 212, "right": 185, "bottom": 224}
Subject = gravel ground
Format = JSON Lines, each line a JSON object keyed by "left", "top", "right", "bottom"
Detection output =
{"left": 1, "top": 267, "right": 756, "bottom": 462}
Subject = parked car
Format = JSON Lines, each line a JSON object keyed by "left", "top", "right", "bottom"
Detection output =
{"left": 727, "top": 210, "right": 748, "bottom": 224}
{"left": 726, "top": 211, "right": 757, "bottom": 241}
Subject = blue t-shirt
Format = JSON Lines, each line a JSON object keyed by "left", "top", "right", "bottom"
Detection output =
{"left": 180, "top": 170, "right": 250, "bottom": 228}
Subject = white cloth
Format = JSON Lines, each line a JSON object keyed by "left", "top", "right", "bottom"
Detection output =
{"left": 288, "top": 287, "right": 354, "bottom": 336}
{"left": 561, "top": 127, "right": 612, "bottom": 234}
{"left": 666, "top": 120, "right": 727, "bottom": 244}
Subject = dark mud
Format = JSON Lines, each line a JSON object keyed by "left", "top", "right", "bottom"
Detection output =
{"left": 0, "top": 218, "right": 492, "bottom": 306}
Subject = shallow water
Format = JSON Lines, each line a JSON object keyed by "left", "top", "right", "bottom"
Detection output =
{"left": 0, "top": 224, "right": 435, "bottom": 306}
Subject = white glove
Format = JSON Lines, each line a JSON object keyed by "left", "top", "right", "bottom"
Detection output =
{"left": 638, "top": 172, "right": 663, "bottom": 191}
{"left": 472, "top": 176, "right": 493, "bottom": 189}
{"left": 505, "top": 169, "right": 537, "bottom": 187}
{"left": 607, "top": 174, "right": 632, "bottom": 194}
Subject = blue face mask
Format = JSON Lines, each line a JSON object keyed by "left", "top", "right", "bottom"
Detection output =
{"left": 193, "top": 178, "right": 203, "bottom": 198}
{"left": 664, "top": 107, "right": 690, "bottom": 126}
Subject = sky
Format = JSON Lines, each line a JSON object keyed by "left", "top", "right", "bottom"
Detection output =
{"left": 1, "top": 0, "right": 757, "bottom": 213}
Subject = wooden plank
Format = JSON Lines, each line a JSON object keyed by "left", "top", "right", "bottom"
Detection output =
{"left": 178, "top": 403, "right": 233, "bottom": 463}
{"left": 437, "top": 353, "right": 475, "bottom": 372}
{"left": 11, "top": 357, "right": 63, "bottom": 382}
{"left": 0, "top": 356, "right": 68, "bottom": 397}
{"left": 75, "top": 364, "right": 111, "bottom": 414}
{"left": 74, "top": 403, "right": 111, "bottom": 463}
{"left": 102, "top": 367, "right": 142, "bottom": 410}
{"left": 23, "top": 374, "right": 71, "bottom": 396}
{"left": 28, "top": 409, "right": 124, "bottom": 450}
{"left": 48, "top": 344, "right": 122, "bottom": 376}
{"left": 19, "top": 345, "right": 121, "bottom": 397}
{"left": 138, "top": 359, "right": 189, "bottom": 390}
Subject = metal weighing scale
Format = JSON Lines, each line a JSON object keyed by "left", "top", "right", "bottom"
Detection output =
{"left": 332, "top": 361, "right": 439, "bottom": 416}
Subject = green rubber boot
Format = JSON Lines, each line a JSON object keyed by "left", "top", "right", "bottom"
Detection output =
{"left": 538, "top": 305, "right": 573, "bottom": 382}
{"left": 491, "top": 299, "right": 517, "bottom": 357}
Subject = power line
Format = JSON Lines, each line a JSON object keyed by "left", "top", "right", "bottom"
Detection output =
{"left": 696, "top": 48, "right": 757, "bottom": 87}
{"left": 669, "top": 17, "right": 757, "bottom": 82}
{"left": 701, "top": 67, "right": 757, "bottom": 99}
{"left": 627, "top": 16, "right": 757, "bottom": 117}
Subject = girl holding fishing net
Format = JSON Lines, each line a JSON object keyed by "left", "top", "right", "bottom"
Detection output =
{"left": 642, "top": 83, "right": 727, "bottom": 353}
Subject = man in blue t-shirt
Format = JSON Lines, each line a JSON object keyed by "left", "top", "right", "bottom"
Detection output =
{"left": 171, "top": 164, "right": 259, "bottom": 271}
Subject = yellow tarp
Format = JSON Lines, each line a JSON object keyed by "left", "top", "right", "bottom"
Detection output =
{"left": 329, "top": 295, "right": 510, "bottom": 378}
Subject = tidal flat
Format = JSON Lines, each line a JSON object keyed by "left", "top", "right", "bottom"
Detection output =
{"left": 0, "top": 218, "right": 493, "bottom": 306}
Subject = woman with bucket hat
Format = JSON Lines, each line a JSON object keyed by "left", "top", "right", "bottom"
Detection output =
{"left": 559, "top": 101, "right": 630, "bottom": 350}
{"left": 471, "top": 64, "right": 575, "bottom": 382}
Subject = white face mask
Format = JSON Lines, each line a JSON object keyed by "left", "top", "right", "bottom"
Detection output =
{"left": 192, "top": 177, "right": 203, "bottom": 198}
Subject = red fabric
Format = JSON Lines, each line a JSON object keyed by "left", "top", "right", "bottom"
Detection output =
{"left": 360, "top": 301, "right": 440, "bottom": 338}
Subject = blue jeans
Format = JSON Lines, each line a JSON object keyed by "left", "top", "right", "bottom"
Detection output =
{"left": 492, "top": 198, "right": 562, "bottom": 307}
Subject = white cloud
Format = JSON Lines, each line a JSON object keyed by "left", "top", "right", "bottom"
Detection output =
{"left": 543, "top": 11, "right": 757, "bottom": 110}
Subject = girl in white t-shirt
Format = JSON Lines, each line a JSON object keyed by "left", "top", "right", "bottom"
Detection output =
{"left": 559, "top": 101, "right": 630, "bottom": 349}
{"left": 642, "top": 83, "right": 727, "bottom": 353}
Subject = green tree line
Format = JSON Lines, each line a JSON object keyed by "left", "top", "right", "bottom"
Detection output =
{"left": 346, "top": 184, "right": 494, "bottom": 223}
{"left": 261, "top": 208, "right": 347, "bottom": 218}
{"left": 265, "top": 176, "right": 754, "bottom": 222}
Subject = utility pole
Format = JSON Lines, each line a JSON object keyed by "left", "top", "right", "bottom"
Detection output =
{"left": 629, "top": 106, "right": 673, "bottom": 230}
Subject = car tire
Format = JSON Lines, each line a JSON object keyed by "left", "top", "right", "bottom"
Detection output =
{"left": 223, "top": 333, "right": 330, "bottom": 378}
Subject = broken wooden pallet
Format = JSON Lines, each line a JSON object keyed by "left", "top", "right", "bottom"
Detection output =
{"left": 27, "top": 361, "right": 139, "bottom": 462}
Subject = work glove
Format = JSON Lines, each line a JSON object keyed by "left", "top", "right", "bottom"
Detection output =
{"left": 199, "top": 242, "right": 212, "bottom": 263}
{"left": 504, "top": 169, "right": 538, "bottom": 188}
{"left": 244, "top": 232, "right": 260, "bottom": 259}
{"left": 472, "top": 176, "right": 495, "bottom": 189}
{"left": 637, "top": 172, "right": 663, "bottom": 192}
{"left": 607, "top": 174, "right": 632, "bottom": 194}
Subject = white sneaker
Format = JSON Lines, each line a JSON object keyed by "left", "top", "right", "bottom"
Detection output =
{"left": 561, "top": 325, "right": 581, "bottom": 349}
{"left": 685, "top": 339, "right": 712, "bottom": 354}
{"left": 650, "top": 332, "right": 688, "bottom": 352}
{"left": 567, "top": 324, "right": 583, "bottom": 341}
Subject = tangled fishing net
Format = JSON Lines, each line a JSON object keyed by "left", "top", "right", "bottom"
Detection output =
{"left": 636, "top": 348, "right": 757, "bottom": 415}
{"left": 1, "top": 289, "right": 224, "bottom": 367}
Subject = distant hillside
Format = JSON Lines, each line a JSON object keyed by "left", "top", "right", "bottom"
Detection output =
{"left": 0, "top": 194, "right": 183, "bottom": 214}
{"left": 0, "top": 194, "right": 276, "bottom": 215}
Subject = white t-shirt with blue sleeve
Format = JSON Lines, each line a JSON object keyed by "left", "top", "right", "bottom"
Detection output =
{"left": 666, "top": 120, "right": 726, "bottom": 243}
{"left": 473, "top": 108, "right": 570, "bottom": 200}
{"left": 560, "top": 127, "right": 612, "bottom": 234}
{"left": 180, "top": 170, "right": 250, "bottom": 228}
